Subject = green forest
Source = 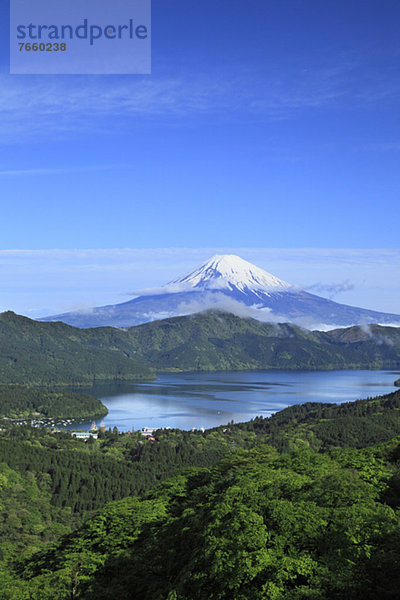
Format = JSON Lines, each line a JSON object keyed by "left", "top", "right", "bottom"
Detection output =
{"left": 0, "top": 311, "right": 153, "bottom": 385}
{"left": 1, "top": 389, "right": 400, "bottom": 598}
{"left": 0, "top": 385, "right": 107, "bottom": 420}
{"left": 1, "top": 310, "right": 400, "bottom": 385}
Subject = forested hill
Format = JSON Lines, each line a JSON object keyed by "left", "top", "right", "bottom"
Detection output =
{"left": 0, "top": 311, "right": 154, "bottom": 385}
{"left": 0, "top": 385, "right": 107, "bottom": 420}
{"left": 232, "top": 387, "right": 400, "bottom": 451}
{"left": 124, "top": 311, "right": 400, "bottom": 371}
{"left": 1, "top": 310, "right": 400, "bottom": 385}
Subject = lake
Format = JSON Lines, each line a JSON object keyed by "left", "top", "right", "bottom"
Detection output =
{"left": 69, "top": 369, "right": 400, "bottom": 432}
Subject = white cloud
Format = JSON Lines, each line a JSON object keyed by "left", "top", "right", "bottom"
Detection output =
{"left": 176, "top": 294, "right": 274, "bottom": 322}
{"left": 0, "top": 165, "right": 120, "bottom": 177}
{"left": 304, "top": 280, "right": 355, "bottom": 300}
{"left": 0, "top": 54, "right": 398, "bottom": 142}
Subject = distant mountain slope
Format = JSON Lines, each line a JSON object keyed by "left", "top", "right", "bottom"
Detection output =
{"left": 123, "top": 311, "right": 400, "bottom": 371}
{"left": 41, "top": 254, "right": 400, "bottom": 329}
{"left": 0, "top": 311, "right": 153, "bottom": 386}
{"left": 2, "top": 310, "right": 400, "bottom": 385}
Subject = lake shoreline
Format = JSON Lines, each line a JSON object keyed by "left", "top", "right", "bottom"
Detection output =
{"left": 58, "top": 369, "right": 400, "bottom": 433}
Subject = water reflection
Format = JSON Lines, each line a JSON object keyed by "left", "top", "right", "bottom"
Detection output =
{"left": 68, "top": 370, "right": 400, "bottom": 432}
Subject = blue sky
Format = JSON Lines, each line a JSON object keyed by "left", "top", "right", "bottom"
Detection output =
{"left": 0, "top": 0, "right": 399, "bottom": 315}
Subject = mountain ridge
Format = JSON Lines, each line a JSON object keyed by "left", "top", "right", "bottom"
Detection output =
{"left": 2, "top": 309, "right": 400, "bottom": 384}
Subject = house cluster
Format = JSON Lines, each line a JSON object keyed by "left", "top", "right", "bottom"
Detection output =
{"left": 141, "top": 426, "right": 156, "bottom": 441}
{"left": 5, "top": 417, "right": 75, "bottom": 428}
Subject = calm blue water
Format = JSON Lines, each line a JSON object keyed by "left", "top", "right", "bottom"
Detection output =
{"left": 69, "top": 369, "right": 400, "bottom": 432}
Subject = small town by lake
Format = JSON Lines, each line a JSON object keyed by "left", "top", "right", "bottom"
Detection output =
{"left": 67, "top": 369, "right": 400, "bottom": 433}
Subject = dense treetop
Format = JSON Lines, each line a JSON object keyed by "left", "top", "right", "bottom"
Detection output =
{"left": 4, "top": 439, "right": 400, "bottom": 600}
{"left": 0, "top": 389, "right": 400, "bottom": 597}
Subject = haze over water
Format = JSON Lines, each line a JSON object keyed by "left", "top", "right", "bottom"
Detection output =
{"left": 71, "top": 370, "right": 400, "bottom": 432}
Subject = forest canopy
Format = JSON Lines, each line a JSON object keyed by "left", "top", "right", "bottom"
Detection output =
{"left": 1, "top": 389, "right": 400, "bottom": 598}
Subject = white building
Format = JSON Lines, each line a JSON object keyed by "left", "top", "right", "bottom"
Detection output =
{"left": 71, "top": 432, "right": 98, "bottom": 440}
{"left": 141, "top": 427, "right": 156, "bottom": 435}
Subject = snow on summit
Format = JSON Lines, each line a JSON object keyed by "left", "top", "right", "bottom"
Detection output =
{"left": 41, "top": 253, "right": 400, "bottom": 329}
{"left": 165, "top": 254, "right": 292, "bottom": 295}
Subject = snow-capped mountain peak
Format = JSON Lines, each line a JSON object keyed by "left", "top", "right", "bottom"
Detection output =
{"left": 165, "top": 254, "right": 292, "bottom": 295}
{"left": 40, "top": 253, "right": 400, "bottom": 329}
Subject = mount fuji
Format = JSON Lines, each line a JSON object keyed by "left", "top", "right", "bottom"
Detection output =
{"left": 40, "top": 254, "right": 400, "bottom": 330}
